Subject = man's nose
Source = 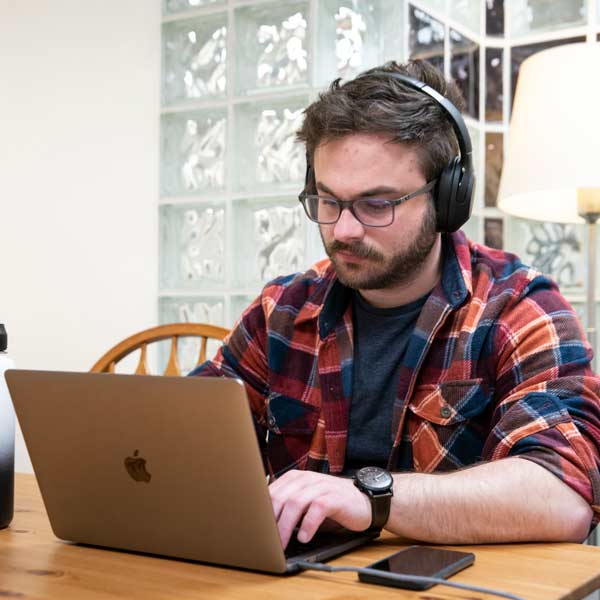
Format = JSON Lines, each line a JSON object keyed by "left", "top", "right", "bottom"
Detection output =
{"left": 332, "top": 205, "right": 365, "bottom": 242}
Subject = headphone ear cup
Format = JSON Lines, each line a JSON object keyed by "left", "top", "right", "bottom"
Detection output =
{"left": 436, "top": 156, "right": 476, "bottom": 233}
{"left": 454, "top": 167, "right": 475, "bottom": 230}
{"left": 435, "top": 158, "right": 460, "bottom": 233}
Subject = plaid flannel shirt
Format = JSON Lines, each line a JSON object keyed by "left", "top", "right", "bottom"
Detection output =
{"left": 192, "top": 231, "right": 600, "bottom": 527}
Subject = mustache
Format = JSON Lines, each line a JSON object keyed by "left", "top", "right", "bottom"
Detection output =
{"left": 327, "top": 240, "right": 385, "bottom": 262}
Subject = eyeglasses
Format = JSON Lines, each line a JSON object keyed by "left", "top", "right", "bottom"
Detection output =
{"left": 298, "top": 179, "right": 438, "bottom": 227}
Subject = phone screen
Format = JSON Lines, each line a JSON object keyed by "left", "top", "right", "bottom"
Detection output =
{"left": 360, "top": 546, "right": 475, "bottom": 590}
{"left": 375, "top": 546, "right": 472, "bottom": 576}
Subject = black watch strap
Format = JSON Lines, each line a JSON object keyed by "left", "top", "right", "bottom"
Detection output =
{"left": 369, "top": 490, "right": 393, "bottom": 530}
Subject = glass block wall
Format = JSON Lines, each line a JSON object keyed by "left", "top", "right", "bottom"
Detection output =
{"left": 159, "top": 0, "right": 600, "bottom": 345}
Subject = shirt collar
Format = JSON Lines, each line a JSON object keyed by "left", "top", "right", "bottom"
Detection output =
{"left": 439, "top": 230, "right": 472, "bottom": 308}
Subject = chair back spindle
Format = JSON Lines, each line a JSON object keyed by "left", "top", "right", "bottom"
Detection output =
{"left": 91, "top": 323, "right": 229, "bottom": 376}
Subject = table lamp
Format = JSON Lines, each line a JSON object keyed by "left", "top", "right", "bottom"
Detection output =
{"left": 499, "top": 42, "right": 600, "bottom": 364}
{"left": 498, "top": 42, "right": 600, "bottom": 546}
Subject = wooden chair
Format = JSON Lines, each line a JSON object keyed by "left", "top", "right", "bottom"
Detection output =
{"left": 90, "top": 323, "right": 230, "bottom": 376}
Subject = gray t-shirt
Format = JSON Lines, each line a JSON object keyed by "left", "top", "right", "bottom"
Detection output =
{"left": 344, "top": 290, "right": 428, "bottom": 473}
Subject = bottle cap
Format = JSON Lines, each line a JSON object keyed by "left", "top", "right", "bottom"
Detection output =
{"left": 0, "top": 324, "right": 6, "bottom": 352}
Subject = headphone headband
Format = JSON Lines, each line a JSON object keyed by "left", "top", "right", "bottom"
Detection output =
{"left": 378, "top": 72, "right": 473, "bottom": 175}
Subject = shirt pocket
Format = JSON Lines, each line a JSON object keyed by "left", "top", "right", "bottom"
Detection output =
{"left": 407, "top": 379, "right": 494, "bottom": 471}
{"left": 265, "top": 392, "right": 320, "bottom": 475}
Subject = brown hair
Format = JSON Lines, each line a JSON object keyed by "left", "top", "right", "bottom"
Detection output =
{"left": 296, "top": 60, "right": 466, "bottom": 185}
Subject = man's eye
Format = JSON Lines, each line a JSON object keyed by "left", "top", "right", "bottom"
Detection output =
{"left": 360, "top": 199, "right": 390, "bottom": 212}
{"left": 320, "top": 197, "right": 339, "bottom": 207}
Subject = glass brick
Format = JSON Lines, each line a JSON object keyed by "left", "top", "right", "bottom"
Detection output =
{"left": 415, "top": 0, "right": 446, "bottom": 15}
{"left": 160, "top": 203, "right": 226, "bottom": 289}
{"left": 305, "top": 220, "right": 327, "bottom": 266}
{"left": 450, "top": 29, "right": 479, "bottom": 120}
{"left": 567, "top": 302, "right": 599, "bottom": 336}
{"left": 510, "top": 37, "right": 584, "bottom": 113}
{"left": 315, "top": 0, "right": 379, "bottom": 85}
{"left": 484, "top": 217, "right": 503, "bottom": 249}
{"left": 510, "top": 0, "right": 586, "bottom": 37}
{"left": 162, "top": 14, "right": 227, "bottom": 106}
{"left": 485, "top": 48, "right": 503, "bottom": 122}
{"left": 409, "top": 5, "right": 445, "bottom": 73}
{"left": 159, "top": 295, "right": 225, "bottom": 325}
{"left": 232, "top": 197, "right": 305, "bottom": 289}
{"left": 163, "top": 0, "right": 225, "bottom": 15}
{"left": 233, "top": 97, "right": 307, "bottom": 194}
{"left": 379, "top": 1, "right": 406, "bottom": 63}
{"left": 230, "top": 295, "right": 256, "bottom": 327}
{"left": 450, "top": 0, "right": 481, "bottom": 36}
{"left": 161, "top": 110, "right": 226, "bottom": 197}
{"left": 486, "top": 0, "right": 504, "bottom": 36}
{"left": 504, "top": 218, "right": 584, "bottom": 293}
{"left": 314, "top": 0, "right": 404, "bottom": 86}
{"left": 158, "top": 296, "right": 225, "bottom": 373}
{"left": 484, "top": 132, "right": 502, "bottom": 208}
{"left": 235, "top": 1, "right": 309, "bottom": 95}
{"left": 159, "top": 296, "right": 225, "bottom": 369}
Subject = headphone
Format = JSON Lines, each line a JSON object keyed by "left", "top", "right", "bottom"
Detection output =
{"left": 302, "top": 72, "right": 475, "bottom": 233}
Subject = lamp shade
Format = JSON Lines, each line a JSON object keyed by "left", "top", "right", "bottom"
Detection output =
{"left": 498, "top": 43, "right": 600, "bottom": 224}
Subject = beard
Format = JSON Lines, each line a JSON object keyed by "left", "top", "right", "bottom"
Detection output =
{"left": 321, "top": 201, "right": 438, "bottom": 290}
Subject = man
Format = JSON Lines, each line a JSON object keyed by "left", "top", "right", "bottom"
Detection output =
{"left": 191, "top": 60, "right": 600, "bottom": 549}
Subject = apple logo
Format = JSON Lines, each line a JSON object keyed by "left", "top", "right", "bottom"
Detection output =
{"left": 124, "top": 450, "right": 151, "bottom": 483}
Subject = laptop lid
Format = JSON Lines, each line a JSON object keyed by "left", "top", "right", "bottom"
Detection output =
{"left": 6, "top": 370, "right": 375, "bottom": 573}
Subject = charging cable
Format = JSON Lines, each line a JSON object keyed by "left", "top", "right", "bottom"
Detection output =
{"left": 295, "top": 560, "right": 525, "bottom": 600}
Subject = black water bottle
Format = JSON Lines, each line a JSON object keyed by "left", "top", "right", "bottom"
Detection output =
{"left": 0, "top": 324, "right": 15, "bottom": 528}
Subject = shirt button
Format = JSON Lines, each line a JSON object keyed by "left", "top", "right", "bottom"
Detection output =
{"left": 440, "top": 406, "right": 452, "bottom": 419}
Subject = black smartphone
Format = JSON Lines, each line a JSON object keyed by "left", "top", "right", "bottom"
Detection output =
{"left": 359, "top": 545, "right": 475, "bottom": 590}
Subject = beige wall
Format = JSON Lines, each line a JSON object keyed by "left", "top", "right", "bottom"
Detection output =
{"left": 0, "top": 1, "right": 160, "bottom": 472}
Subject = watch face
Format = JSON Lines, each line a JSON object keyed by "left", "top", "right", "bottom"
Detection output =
{"left": 357, "top": 467, "right": 393, "bottom": 492}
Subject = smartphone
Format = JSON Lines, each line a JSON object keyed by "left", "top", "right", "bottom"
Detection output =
{"left": 359, "top": 545, "right": 475, "bottom": 590}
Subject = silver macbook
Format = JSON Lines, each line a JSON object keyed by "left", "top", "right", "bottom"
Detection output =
{"left": 6, "top": 369, "right": 377, "bottom": 573}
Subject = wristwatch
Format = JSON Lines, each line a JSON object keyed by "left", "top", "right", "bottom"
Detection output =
{"left": 353, "top": 466, "right": 394, "bottom": 531}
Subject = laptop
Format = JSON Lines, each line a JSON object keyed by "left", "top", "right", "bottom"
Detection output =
{"left": 5, "top": 369, "right": 378, "bottom": 573}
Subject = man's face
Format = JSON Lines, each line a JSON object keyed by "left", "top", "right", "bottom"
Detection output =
{"left": 314, "top": 133, "right": 439, "bottom": 291}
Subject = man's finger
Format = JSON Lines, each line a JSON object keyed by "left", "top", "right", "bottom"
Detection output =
{"left": 277, "top": 495, "right": 311, "bottom": 549}
{"left": 296, "top": 494, "right": 334, "bottom": 542}
{"left": 269, "top": 471, "right": 309, "bottom": 522}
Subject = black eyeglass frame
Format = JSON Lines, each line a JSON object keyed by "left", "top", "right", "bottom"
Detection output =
{"left": 298, "top": 179, "right": 438, "bottom": 227}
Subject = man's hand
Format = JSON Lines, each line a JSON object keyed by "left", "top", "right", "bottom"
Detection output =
{"left": 268, "top": 470, "right": 372, "bottom": 549}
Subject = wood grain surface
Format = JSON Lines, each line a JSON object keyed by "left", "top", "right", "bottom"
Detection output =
{"left": 1, "top": 473, "right": 599, "bottom": 599}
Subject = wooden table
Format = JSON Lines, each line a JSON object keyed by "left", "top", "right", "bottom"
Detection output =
{"left": 2, "top": 474, "right": 600, "bottom": 599}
